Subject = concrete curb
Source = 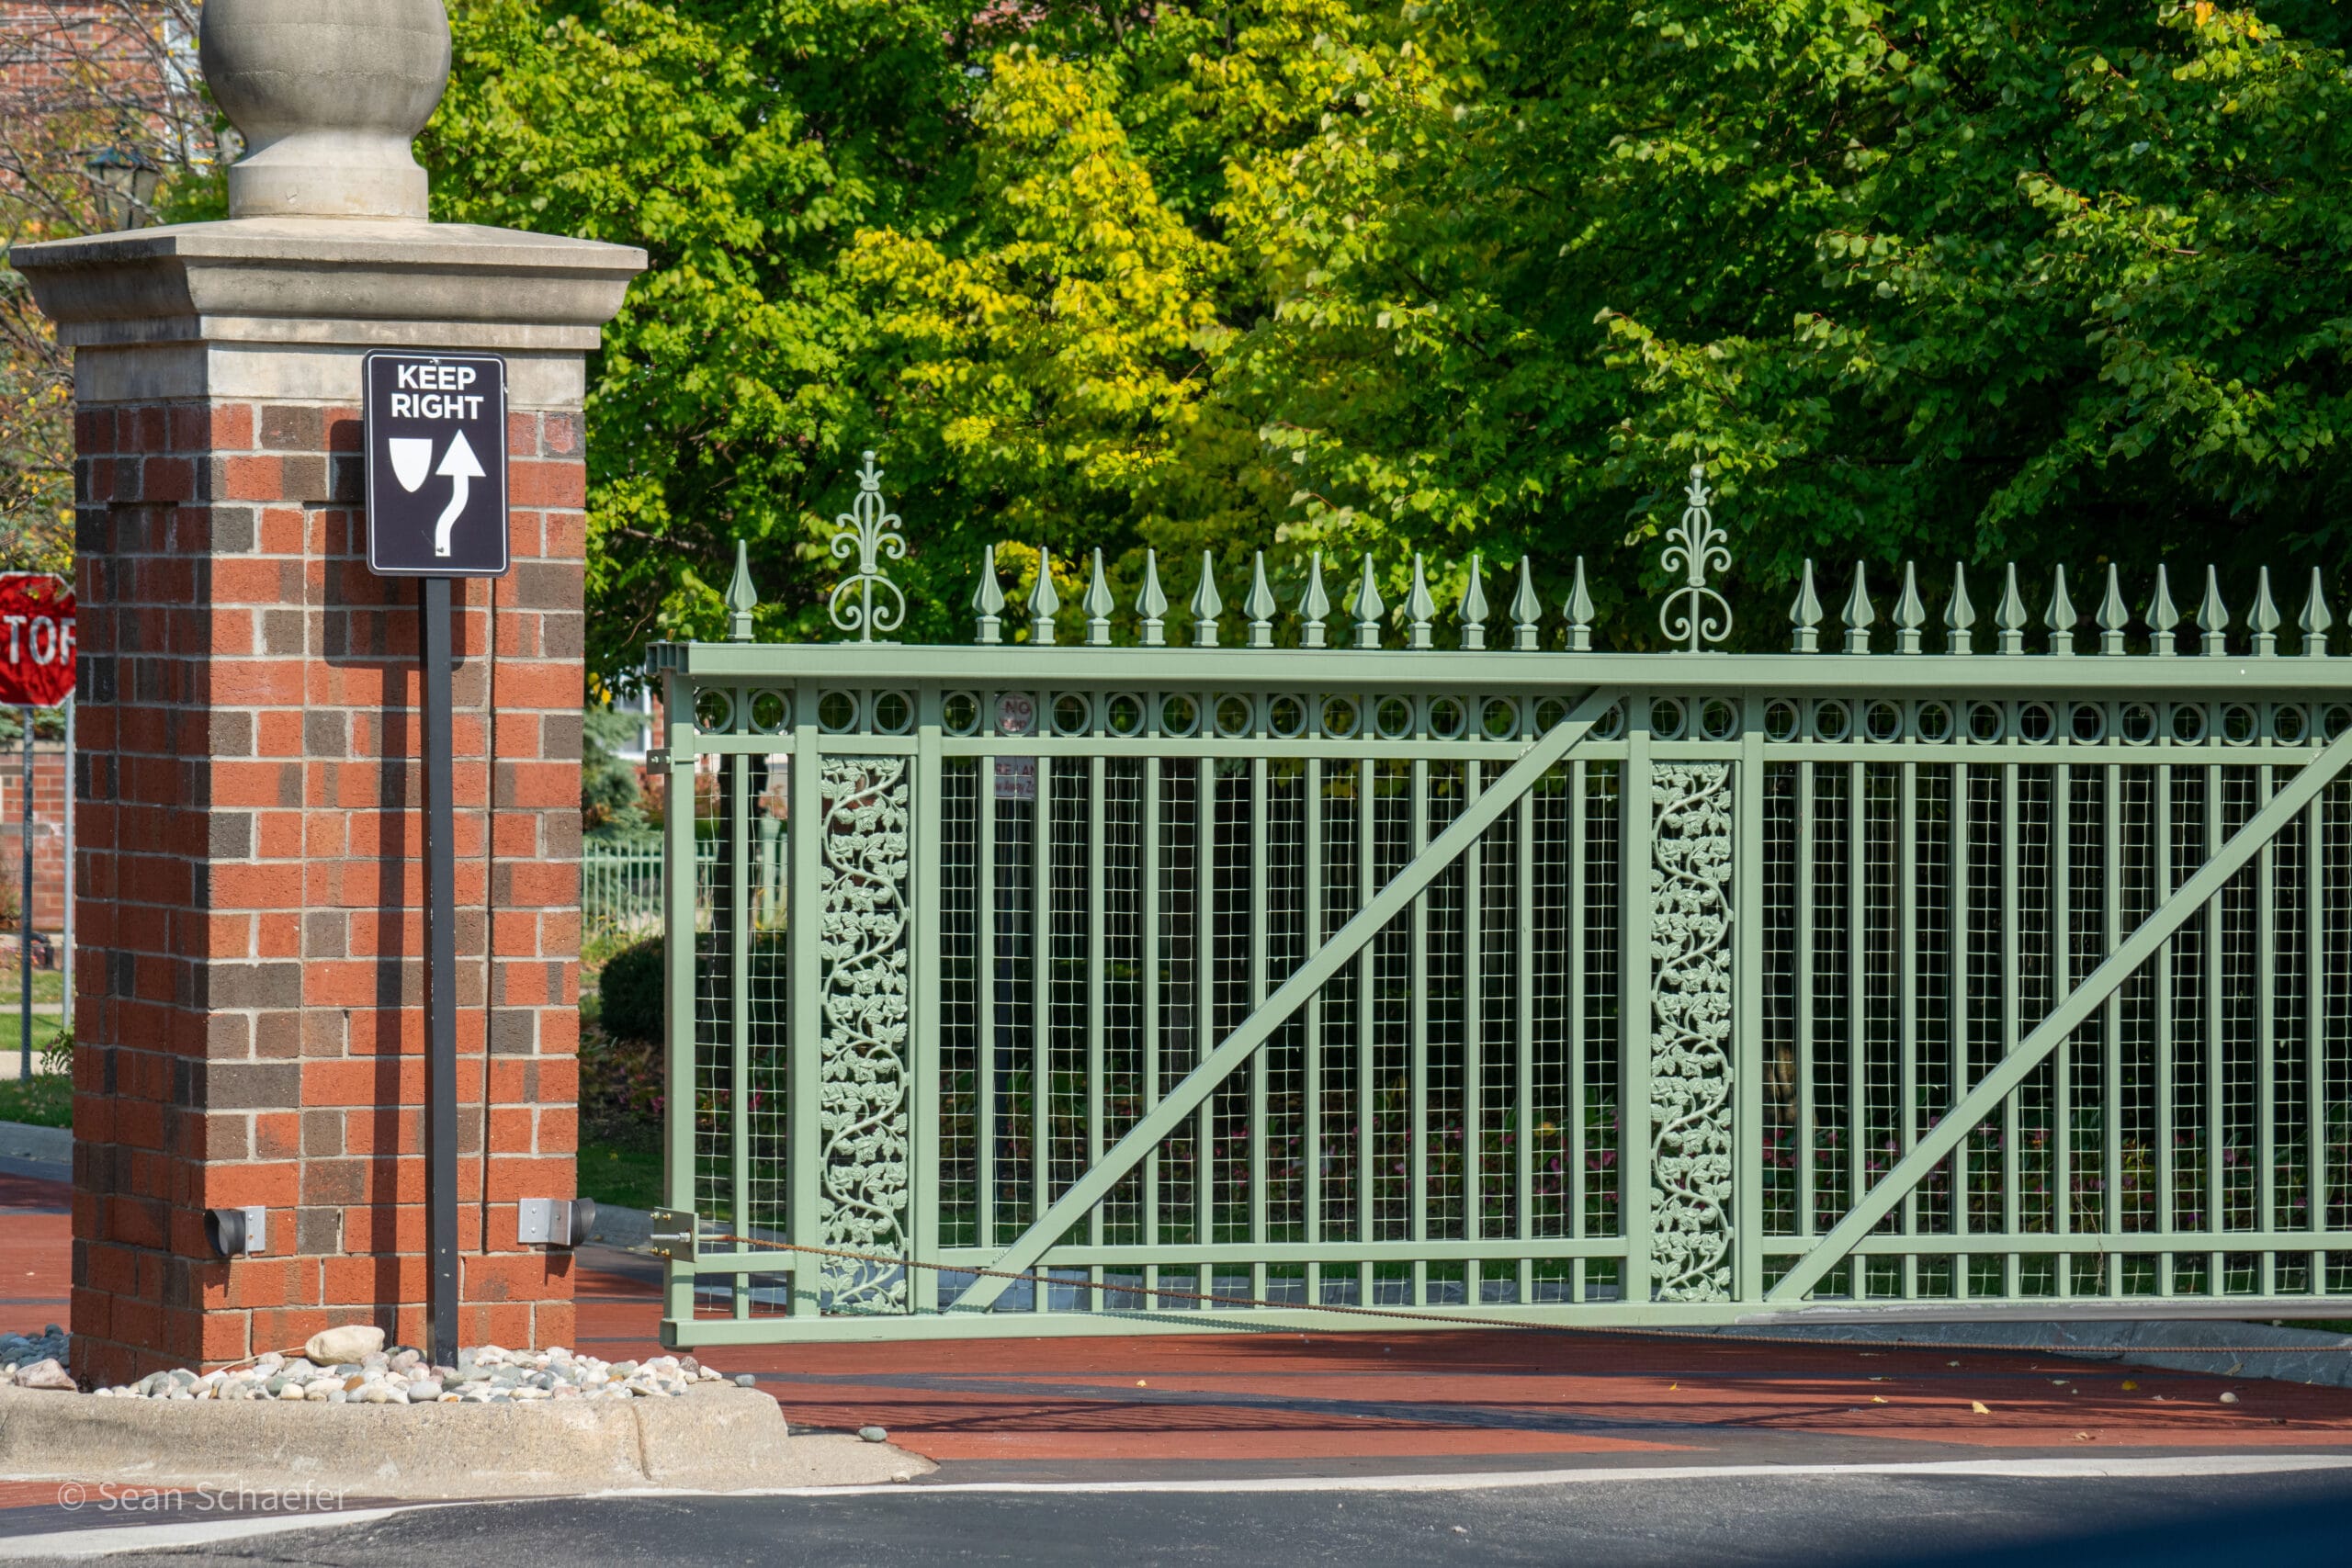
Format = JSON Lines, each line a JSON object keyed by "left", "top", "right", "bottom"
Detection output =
{"left": 0, "top": 1384, "right": 933, "bottom": 1498}
{"left": 1707, "top": 1317, "right": 2352, "bottom": 1388}
{"left": 0, "top": 1119, "right": 68, "bottom": 1165}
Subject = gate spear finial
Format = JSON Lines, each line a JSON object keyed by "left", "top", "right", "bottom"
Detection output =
{"left": 725, "top": 539, "right": 759, "bottom": 643}
{"left": 2148, "top": 565, "right": 2180, "bottom": 657}
{"left": 2044, "top": 565, "right": 2077, "bottom": 657}
{"left": 1190, "top": 551, "right": 1224, "bottom": 649}
{"left": 973, "top": 544, "right": 1006, "bottom": 645}
{"left": 1084, "top": 549, "right": 1115, "bottom": 649}
{"left": 1945, "top": 563, "right": 1976, "bottom": 656}
{"left": 2198, "top": 567, "right": 2232, "bottom": 659}
{"left": 1564, "top": 557, "right": 1594, "bottom": 653}
{"left": 1245, "top": 553, "right": 1278, "bottom": 649}
{"left": 2097, "top": 565, "right": 2130, "bottom": 657}
{"left": 1841, "top": 562, "right": 1874, "bottom": 655}
{"left": 2301, "top": 568, "right": 2333, "bottom": 660}
{"left": 1300, "top": 551, "right": 1331, "bottom": 649}
{"left": 2251, "top": 568, "right": 2280, "bottom": 658}
{"left": 1459, "top": 555, "right": 1489, "bottom": 651}
{"left": 1510, "top": 557, "right": 1542, "bottom": 651}
{"left": 1406, "top": 555, "right": 1436, "bottom": 650}
{"left": 1351, "top": 558, "right": 1385, "bottom": 649}
{"left": 1894, "top": 563, "right": 1926, "bottom": 654}
{"left": 1996, "top": 565, "right": 2028, "bottom": 656}
{"left": 1789, "top": 560, "right": 1822, "bottom": 653}
{"left": 1028, "top": 547, "right": 1061, "bottom": 646}
{"left": 1137, "top": 549, "right": 1169, "bottom": 648}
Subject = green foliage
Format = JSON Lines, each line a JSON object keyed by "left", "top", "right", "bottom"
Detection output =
{"left": 428, "top": 1, "right": 2352, "bottom": 663}
{"left": 578, "top": 1018, "right": 663, "bottom": 1136}
{"left": 577, "top": 1126, "right": 665, "bottom": 1210}
{"left": 596, "top": 934, "right": 664, "bottom": 1044}
{"left": 0, "top": 1057, "right": 68, "bottom": 1127}
{"left": 581, "top": 705, "right": 647, "bottom": 840}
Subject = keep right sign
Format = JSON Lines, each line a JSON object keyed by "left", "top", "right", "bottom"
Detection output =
{"left": 362, "top": 350, "right": 511, "bottom": 579}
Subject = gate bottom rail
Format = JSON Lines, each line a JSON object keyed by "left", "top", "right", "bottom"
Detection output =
{"left": 648, "top": 1209, "right": 2352, "bottom": 1355}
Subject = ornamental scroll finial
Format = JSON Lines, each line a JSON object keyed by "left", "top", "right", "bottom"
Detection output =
{"left": 1658, "top": 464, "right": 1731, "bottom": 652}
{"left": 828, "top": 451, "right": 908, "bottom": 642}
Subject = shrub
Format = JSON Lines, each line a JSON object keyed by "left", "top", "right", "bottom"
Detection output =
{"left": 578, "top": 1020, "right": 662, "bottom": 1137}
{"left": 598, "top": 935, "right": 662, "bottom": 1043}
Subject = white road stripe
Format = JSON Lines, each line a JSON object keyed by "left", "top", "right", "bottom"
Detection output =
{"left": 0, "top": 1506, "right": 412, "bottom": 1560}
{"left": 748, "top": 1452, "right": 2352, "bottom": 1497}
{"left": 11, "top": 1453, "right": 2352, "bottom": 1553}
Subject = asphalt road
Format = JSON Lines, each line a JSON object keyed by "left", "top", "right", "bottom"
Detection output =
{"left": 13, "top": 1464, "right": 2352, "bottom": 1567}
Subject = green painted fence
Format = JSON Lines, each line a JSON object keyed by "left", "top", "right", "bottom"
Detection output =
{"left": 648, "top": 457, "right": 2352, "bottom": 1345}
{"left": 582, "top": 844, "right": 665, "bottom": 943}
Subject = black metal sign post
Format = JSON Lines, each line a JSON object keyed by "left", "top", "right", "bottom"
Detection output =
{"left": 418, "top": 576, "right": 458, "bottom": 1361}
{"left": 363, "top": 351, "right": 509, "bottom": 1366}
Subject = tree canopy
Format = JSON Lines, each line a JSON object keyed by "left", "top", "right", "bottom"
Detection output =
{"left": 416, "top": 0, "right": 2352, "bottom": 672}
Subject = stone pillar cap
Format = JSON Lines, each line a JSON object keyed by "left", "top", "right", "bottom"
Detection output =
{"left": 201, "top": 0, "right": 454, "bottom": 221}
{"left": 9, "top": 219, "right": 647, "bottom": 351}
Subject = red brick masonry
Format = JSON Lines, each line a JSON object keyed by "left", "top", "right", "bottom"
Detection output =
{"left": 67, "top": 389, "right": 585, "bottom": 1385}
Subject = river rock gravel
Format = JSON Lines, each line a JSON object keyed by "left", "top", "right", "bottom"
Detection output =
{"left": 3, "top": 1331, "right": 729, "bottom": 1403}
{"left": 0, "top": 1326, "right": 68, "bottom": 1388}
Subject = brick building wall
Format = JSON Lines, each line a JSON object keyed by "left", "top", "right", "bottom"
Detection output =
{"left": 0, "top": 740, "right": 70, "bottom": 936}
{"left": 0, "top": 2, "right": 173, "bottom": 102}
{"left": 67, "top": 389, "right": 586, "bottom": 1384}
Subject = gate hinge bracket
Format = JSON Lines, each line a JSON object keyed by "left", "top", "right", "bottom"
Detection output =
{"left": 646, "top": 1207, "right": 700, "bottom": 1262}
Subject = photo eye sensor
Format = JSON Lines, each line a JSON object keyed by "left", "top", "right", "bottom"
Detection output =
{"left": 205, "top": 1206, "right": 266, "bottom": 1258}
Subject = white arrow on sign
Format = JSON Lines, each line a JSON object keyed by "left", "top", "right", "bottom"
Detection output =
{"left": 432, "top": 430, "right": 486, "bottom": 558}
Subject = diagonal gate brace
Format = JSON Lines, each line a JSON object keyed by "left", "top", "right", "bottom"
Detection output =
{"left": 1768, "top": 720, "right": 2352, "bottom": 1305}
{"left": 954, "top": 687, "right": 1622, "bottom": 1313}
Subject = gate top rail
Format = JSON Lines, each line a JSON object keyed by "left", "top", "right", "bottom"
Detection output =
{"left": 651, "top": 457, "right": 2352, "bottom": 693}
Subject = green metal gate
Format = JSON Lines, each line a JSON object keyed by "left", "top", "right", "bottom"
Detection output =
{"left": 650, "top": 457, "right": 2352, "bottom": 1345}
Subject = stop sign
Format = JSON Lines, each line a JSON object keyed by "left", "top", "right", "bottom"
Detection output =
{"left": 0, "top": 575, "right": 74, "bottom": 707}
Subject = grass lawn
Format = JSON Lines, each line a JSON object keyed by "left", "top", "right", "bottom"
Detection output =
{"left": 0, "top": 1013, "right": 68, "bottom": 1048}
{"left": 0, "top": 967, "right": 63, "bottom": 1006}
{"left": 0, "top": 1071, "right": 68, "bottom": 1128}
{"left": 578, "top": 1128, "right": 663, "bottom": 1212}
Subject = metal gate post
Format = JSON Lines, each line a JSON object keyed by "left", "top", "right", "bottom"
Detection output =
{"left": 1618, "top": 698, "right": 1654, "bottom": 1307}
{"left": 911, "top": 686, "right": 944, "bottom": 1314}
{"left": 1733, "top": 695, "right": 1768, "bottom": 1303}
{"left": 788, "top": 682, "right": 823, "bottom": 1312}
{"left": 659, "top": 670, "right": 699, "bottom": 1338}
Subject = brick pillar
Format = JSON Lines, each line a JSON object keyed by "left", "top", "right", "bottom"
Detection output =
{"left": 13, "top": 126, "right": 642, "bottom": 1386}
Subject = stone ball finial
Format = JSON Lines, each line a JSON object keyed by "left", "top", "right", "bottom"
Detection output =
{"left": 199, "top": 0, "right": 453, "bottom": 221}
